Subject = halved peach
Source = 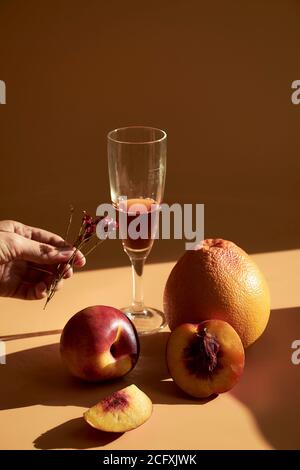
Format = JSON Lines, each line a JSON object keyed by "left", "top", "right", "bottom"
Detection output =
{"left": 83, "top": 384, "right": 153, "bottom": 432}
{"left": 166, "top": 320, "right": 245, "bottom": 398}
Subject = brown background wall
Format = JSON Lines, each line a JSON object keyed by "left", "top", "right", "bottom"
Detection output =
{"left": 0, "top": 0, "right": 299, "bottom": 269}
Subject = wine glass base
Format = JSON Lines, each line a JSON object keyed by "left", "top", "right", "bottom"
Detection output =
{"left": 120, "top": 306, "right": 167, "bottom": 335}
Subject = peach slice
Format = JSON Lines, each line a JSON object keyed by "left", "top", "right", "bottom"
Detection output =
{"left": 166, "top": 320, "right": 245, "bottom": 398}
{"left": 83, "top": 384, "right": 153, "bottom": 432}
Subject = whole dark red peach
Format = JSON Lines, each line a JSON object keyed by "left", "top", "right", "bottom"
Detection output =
{"left": 60, "top": 305, "right": 139, "bottom": 382}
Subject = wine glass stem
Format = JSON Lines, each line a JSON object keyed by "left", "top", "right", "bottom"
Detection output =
{"left": 130, "top": 257, "right": 146, "bottom": 313}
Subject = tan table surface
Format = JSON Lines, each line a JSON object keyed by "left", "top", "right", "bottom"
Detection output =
{"left": 0, "top": 250, "right": 300, "bottom": 450}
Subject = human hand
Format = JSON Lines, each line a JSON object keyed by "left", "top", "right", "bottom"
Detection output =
{"left": 0, "top": 220, "right": 86, "bottom": 300}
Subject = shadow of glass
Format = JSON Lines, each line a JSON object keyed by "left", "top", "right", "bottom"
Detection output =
{"left": 0, "top": 331, "right": 210, "bottom": 410}
{"left": 33, "top": 417, "right": 122, "bottom": 449}
{"left": 231, "top": 307, "right": 300, "bottom": 450}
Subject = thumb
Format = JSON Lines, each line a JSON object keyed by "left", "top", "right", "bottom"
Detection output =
{"left": 15, "top": 235, "right": 75, "bottom": 264}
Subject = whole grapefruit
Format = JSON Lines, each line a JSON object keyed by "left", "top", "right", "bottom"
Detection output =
{"left": 163, "top": 239, "right": 270, "bottom": 348}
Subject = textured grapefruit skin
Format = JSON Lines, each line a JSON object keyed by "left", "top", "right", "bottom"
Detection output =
{"left": 163, "top": 239, "right": 270, "bottom": 348}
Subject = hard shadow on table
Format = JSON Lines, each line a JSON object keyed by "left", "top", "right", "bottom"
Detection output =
{"left": 0, "top": 331, "right": 213, "bottom": 449}
{"left": 33, "top": 418, "right": 122, "bottom": 450}
{"left": 1, "top": 329, "right": 62, "bottom": 342}
{"left": 232, "top": 307, "right": 300, "bottom": 450}
{"left": 0, "top": 331, "right": 209, "bottom": 410}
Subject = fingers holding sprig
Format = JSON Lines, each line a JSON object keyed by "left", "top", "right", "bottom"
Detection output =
{"left": 34, "top": 278, "right": 64, "bottom": 300}
{"left": 33, "top": 263, "right": 77, "bottom": 300}
{"left": 13, "top": 273, "right": 65, "bottom": 301}
{"left": 26, "top": 223, "right": 86, "bottom": 268}
{"left": 71, "top": 248, "right": 86, "bottom": 268}
{"left": 16, "top": 234, "right": 86, "bottom": 267}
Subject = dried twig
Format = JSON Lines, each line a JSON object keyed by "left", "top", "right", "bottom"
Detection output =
{"left": 43, "top": 208, "right": 116, "bottom": 309}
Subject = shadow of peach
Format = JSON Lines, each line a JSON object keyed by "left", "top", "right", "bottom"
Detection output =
{"left": 0, "top": 331, "right": 209, "bottom": 410}
{"left": 231, "top": 307, "right": 300, "bottom": 450}
{"left": 1, "top": 329, "right": 215, "bottom": 449}
{"left": 33, "top": 417, "right": 122, "bottom": 449}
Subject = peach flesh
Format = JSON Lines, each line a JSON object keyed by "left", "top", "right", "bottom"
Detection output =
{"left": 84, "top": 384, "right": 153, "bottom": 432}
{"left": 166, "top": 320, "right": 245, "bottom": 398}
{"left": 101, "top": 391, "right": 129, "bottom": 412}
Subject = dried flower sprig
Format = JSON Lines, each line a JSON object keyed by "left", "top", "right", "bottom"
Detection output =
{"left": 43, "top": 207, "right": 117, "bottom": 309}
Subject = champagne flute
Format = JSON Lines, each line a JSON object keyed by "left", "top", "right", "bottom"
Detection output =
{"left": 107, "top": 126, "right": 167, "bottom": 335}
